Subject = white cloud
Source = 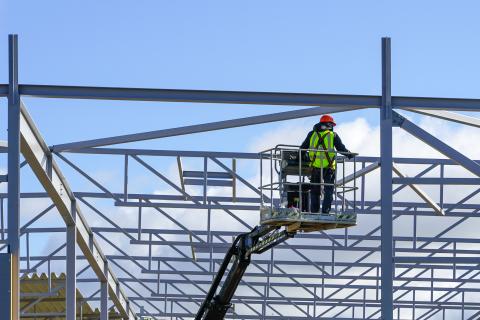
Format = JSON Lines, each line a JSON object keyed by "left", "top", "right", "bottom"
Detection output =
{"left": 248, "top": 113, "right": 480, "bottom": 160}
{"left": 18, "top": 113, "right": 480, "bottom": 317}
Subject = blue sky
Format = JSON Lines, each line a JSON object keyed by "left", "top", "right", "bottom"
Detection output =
{"left": 2, "top": 1, "right": 480, "bottom": 151}
{"left": 1, "top": 1, "right": 479, "bottom": 189}
{"left": 2, "top": 1, "right": 480, "bottom": 95}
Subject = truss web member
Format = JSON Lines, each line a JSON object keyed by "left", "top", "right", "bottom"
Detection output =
{"left": 300, "top": 114, "right": 353, "bottom": 213}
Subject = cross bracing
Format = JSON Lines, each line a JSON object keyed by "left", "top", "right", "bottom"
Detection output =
{"left": 3, "top": 148, "right": 480, "bottom": 319}
{"left": 1, "top": 35, "right": 480, "bottom": 320}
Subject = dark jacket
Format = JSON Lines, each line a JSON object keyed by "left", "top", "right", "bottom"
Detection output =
{"left": 301, "top": 122, "right": 350, "bottom": 155}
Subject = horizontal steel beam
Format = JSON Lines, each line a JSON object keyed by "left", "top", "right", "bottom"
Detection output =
{"left": 1, "top": 190, "right": 478, "bottom": 214}
{"left": 112, "top": 200, "right": 480, "bottom": 215}
{"left": 63, "top": 147, "right": 264, "bottom": 158}
{"left": 151, "top": 293, "right": 480, "bottom": 302}
{"left": 114, "top": 276, "right": 480, "bottom": 289}
{"left": 183, "top": 171, "right": 232, "bottom": 179}
{"left": 145, "top": 266, "right": 480, "bottom": 280}
{"left": 135, "top": 299, "right": 480, "bottom": 308}
{"left": 6, "top": 142, "right": 475, "bottom": 166}
{"left": 130, "top": 297, "right": 480, "bottom": 310}
{"left": 392, "top": 177, "right": 480, "bottom": 185}
{"left": 19, "top": 226, "right": 480, "bottom": 245}
{"left": 0, "top": 190, "right": 473, "bottom": 207}
{"left": 23, "top": 255, "right": 480, "bottom": 272}
{"left": 394, "top": 256, "right": 480, "bottom": 264}
{"left": 130, "top": 240, "right": 476, "bottom": 255}
{"left": 183, "top": 178, "right": 232, "bottom": 187}
{"left": 54, "top": 147, "right": 480, "bottom": 166}
{"left": 169, "top": 280, "right": 480, "bottom": 291}
{"left": 115, "top": 201, "right": 258, "bottom": 210}
{"left": 392, "top": 95, "right": 480, "bottom": 111}
{"left": 109, "top": 309, "right": 480, "bottom": 320}
{"left": 16, "top": 84, "right": 382, "bottom": 106}
{"left": 18, "top": 101, "right": 136, "bottom": 320}
{"left": 2, "top": 84, "right": 480, "bottom": 111}
{"left": 0, "top": 191, "right": 478, "bottom": 213}
{"left": 18, "top": 226, "right": 480, "bottom": 250}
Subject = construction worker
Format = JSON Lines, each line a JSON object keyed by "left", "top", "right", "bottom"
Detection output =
{"left": 300, "top": 114, "right": 353, "bottom": 213}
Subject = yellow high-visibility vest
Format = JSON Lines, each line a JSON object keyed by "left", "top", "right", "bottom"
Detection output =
{"left": 308, "top": 130, "right": 336, "bottom": 169}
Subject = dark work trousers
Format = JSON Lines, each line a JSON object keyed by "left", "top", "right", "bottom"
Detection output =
{"left": 310, "top": 167, "right": 335, "bottom": 213}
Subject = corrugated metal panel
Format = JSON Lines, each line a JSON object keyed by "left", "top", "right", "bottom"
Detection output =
{"left": 20, "top": 273, "right": 122, "bottom": 319}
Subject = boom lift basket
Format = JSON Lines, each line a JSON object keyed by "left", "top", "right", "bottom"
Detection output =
{"left": 259, "top": 145, "right": 358, "bottom": 232}
{"left": 195, "top": 145, "right": 359, "bottom": 319}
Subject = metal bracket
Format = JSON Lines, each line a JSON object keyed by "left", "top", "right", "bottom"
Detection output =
{"left": 392, "top": 111, "right": 405, "bottom": 127}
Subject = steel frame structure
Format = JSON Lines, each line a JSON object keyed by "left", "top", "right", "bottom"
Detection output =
{"left": 1, "top": 34, "right": 480, "bottom": 319}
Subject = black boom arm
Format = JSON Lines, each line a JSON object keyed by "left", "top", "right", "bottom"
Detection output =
{"left": 195, "top": 225, "right": 295, "bottom": 320}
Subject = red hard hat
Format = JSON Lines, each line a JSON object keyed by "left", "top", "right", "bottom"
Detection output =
{"left": 320, "top": 114, "right": 336, "bottom": 126}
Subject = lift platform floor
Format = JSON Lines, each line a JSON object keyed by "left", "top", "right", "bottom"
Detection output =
{"left": 260, "top": 206, "right": 356, "bottom": 232}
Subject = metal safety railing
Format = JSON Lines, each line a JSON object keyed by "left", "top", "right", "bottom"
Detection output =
{"left": 259, "top": 145, "right": 358, "bottom": 215}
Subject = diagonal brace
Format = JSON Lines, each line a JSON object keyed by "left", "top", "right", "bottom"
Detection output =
{"left": 404, "top": 108, "right": 480, "bottom": 128}
{"left": 394, "top": 111, "right": 480, "bottom": 178}
{"left": 51, "top": 105, "right": 363, "bottom": 152}
{"left": 18, "top": 100, "right": 136, "bottom": 320}
{"left": 392, "top": 164, "right": 445, "bottom": 216}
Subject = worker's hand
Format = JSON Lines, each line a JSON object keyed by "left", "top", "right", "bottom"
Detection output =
{"left": 346, "top": 153, "right": 355, "bottom": 160}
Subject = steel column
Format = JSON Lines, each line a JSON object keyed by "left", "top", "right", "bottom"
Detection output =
{"left": 7, "top": 34, "right": 20, "bottom": 320}
{"left": 101, "top": 261, "right": 109, "bottom": 320}
{"left": 380, "top": 37, "right": 393, "bottom": 320}
{"left": 0, "top": 254, "right": 12, "bottom": 320}
{"left": 66, "top": 202, "right": 76, "bottom": 320}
